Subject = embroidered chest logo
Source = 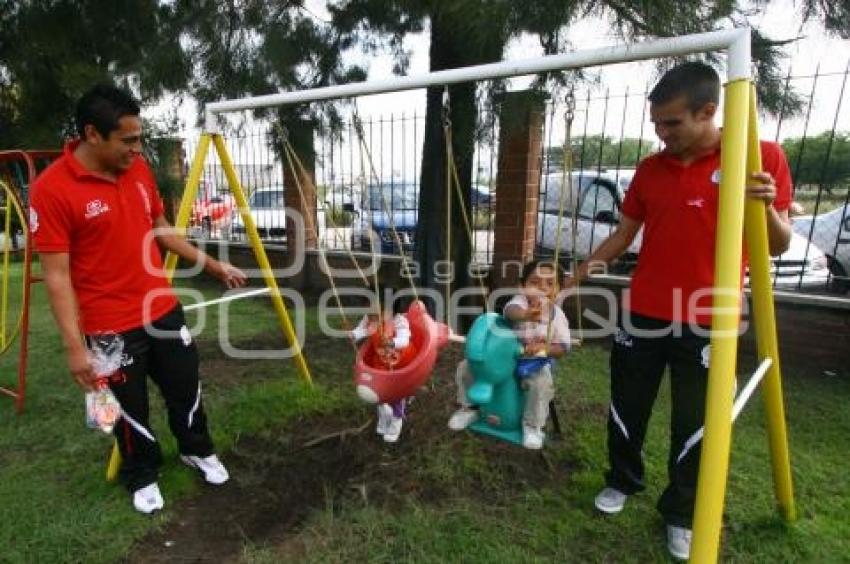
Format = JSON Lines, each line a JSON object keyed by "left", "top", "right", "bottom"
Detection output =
{"left": 687, "top": 198, "right": 705, "bottom": 208}
{"left": 136, "top": 182, "right": 152, "bottom": 219}
{"left": 84, "top": 199, "right": 110, "bottom": 220}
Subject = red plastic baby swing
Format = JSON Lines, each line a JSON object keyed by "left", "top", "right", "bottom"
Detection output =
{"left": 354, "top": 300, "right": 450, "bottom": 404}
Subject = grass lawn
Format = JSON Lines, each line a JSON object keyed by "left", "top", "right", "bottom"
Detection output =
{"left": 0, "top": 269, "right": 848, "bottom": 563}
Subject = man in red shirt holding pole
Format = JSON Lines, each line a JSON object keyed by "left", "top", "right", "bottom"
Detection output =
{"left": 31, "top": 84, "right": 248, "bottom": 514}
{"left": 567, "top": 62, "right": 792, "bottom": 560}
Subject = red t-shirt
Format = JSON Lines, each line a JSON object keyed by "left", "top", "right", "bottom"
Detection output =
{"left": 621, "top": 140, "right": 792, "bottom": 325}
{"left": 30, "top": 141, "right": 178, "bottom": 333}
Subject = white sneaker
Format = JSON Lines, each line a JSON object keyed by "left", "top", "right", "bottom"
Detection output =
{"left": 132, "top": 482, "right": 164, "bottom": 514}
{"left": 667, "top": 525, "right": 692, "bottom": 561}
{"left": 447, "top": 407, "right": 479, "bottom": 431}
{"left": 376, "top": 404, "right": 393, "bottom": 435}
{"left": 180, "top": 454, "right": 230, "bottom": 485}
{"left": 594, "top": 487, "right": 627, "bottom": 514}
{"left": 522, "top": 425, "right": 545, "bottom": 450}
{"left": 383, "top": 416, "right": 404, "bottom": 443}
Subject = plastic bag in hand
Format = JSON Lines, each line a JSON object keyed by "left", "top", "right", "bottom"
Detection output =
{"left": 85, "top": 386, "right": 121, "bottom": 433}
{"left": 84, "top": 334, "right": 124, "bottom": 434}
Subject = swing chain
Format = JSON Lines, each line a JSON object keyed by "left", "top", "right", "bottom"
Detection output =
{"left": 564, "top": 89, "right": 576, "bottom": 126}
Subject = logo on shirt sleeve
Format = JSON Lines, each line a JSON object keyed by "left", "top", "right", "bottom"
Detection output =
{"left": 29, "top": 207, "right": 39, "bottom": 233}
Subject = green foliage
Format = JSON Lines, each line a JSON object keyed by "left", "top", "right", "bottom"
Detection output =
{"left": 782, "top": 131, "right": 850, "bottom": 189}
{"left": 0, "top": 0, "right": 189, "bottom": 148}
{"left": 547, "top": 135, "right": 656, "bottom": 170}
{"left": 326, "top": 205, "right": 355, "bottom": 227}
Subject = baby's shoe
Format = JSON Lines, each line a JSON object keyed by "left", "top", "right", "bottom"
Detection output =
{"left": 383, "top": 416, "right": 404, "bottom": 443}
{"left": 522, "top": 424, "right": 545, "bottom": 450}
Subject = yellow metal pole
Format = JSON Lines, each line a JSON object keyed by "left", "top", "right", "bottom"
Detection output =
{"left": 211, "top": 134, "right": 313, "bottom": 385}
{"left": 106, "top": 443, "right": 121, "bottom": 481}
{"left": 743, "top": 84, "right": 797, "bottom": 522}
{"left": 690, "top": 78, "right": 751, "bottom": 564}
{"left": 164, "top": 134, "right": 212, "bottom": 278}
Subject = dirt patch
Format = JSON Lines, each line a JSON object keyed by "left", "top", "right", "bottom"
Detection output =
{"left": 129, "top": 339, "right": 576, "bottom": 563}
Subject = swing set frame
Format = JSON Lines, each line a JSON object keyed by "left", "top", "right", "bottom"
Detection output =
{"left": 176, "top": 27, "right": 794, "bottom": 563}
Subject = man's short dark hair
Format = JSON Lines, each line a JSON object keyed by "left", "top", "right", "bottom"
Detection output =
{"left": 75, "top": 84, "right": 141, "bottom": 139}
{"left": 520, "top": 259, "right": 564, "bottom": 284}
{"left": 648, "top": 61, "right": 720, "bottom": 112}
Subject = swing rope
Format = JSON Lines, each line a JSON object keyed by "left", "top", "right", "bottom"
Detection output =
{"left": 350, "top": 115, "right": 388, "bottom": 319}
{"left": 441, "top": 88, "right": 491, "bottom": 315}
{"left": 546, "top": 89, "right": 583, "bottom": 351}
{"left": 280, "top": 127, "right": 372, "bottom": 288}
{"left": 351, "top": 107, "right": 420, "bottom": 304}
{"left": 275, "top": 124, "right": 359, "bottom": 354}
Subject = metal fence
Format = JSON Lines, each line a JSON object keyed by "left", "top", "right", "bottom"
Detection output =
{"left": 182, "top": 62, "right": 850, "bottom": 296}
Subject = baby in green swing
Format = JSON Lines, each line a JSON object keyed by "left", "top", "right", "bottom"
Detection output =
{"left": 448, "top": 259, "right": 571, "bottom": 449}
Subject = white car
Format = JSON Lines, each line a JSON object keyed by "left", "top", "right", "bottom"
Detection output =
{"left": 791, "top": 203, "right": 850, "bottom": 291}
{"left": 536, "top": 171, "right": 832, "bottom": 289}
{"left": 228, "top": 185, "right": 325, "bottom": 243}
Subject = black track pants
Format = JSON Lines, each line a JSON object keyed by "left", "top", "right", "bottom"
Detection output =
{"left": 604, "top": 312, "right": 713, "bottom": 528}
{"left": 90, "top": 306, "right": 214, "bottom": 493}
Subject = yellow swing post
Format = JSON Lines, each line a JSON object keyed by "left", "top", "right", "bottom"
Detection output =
{"left": 690, "top": 78, "right": 751, "bottom": 563}
{"left": 691, "top": 79, "right": 797, "bottom": 562}
{"left": 209, "top": 134, "right": 312, "bottom": 385}
{"left": 163, "top": 133, "right": 311, "bottom": 384}
{"left": 163, "top": 134, "right": 213, "bottom": 276}
{"left": 743, "top": 83, "right": 796, "bottom": 522}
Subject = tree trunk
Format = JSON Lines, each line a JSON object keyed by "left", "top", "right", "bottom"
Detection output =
{"left": 415, "top": 14, "right": 478, "bottom": 327}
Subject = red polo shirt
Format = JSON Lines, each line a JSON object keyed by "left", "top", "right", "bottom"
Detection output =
{"left": 621, "top": 140, "right": 792, "bottom": 325}
{"left": 30, "top": 140, "right": 178, "bottom": 334}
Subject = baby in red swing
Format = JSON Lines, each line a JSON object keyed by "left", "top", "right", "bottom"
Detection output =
{"left": 350, "top": 292, "right": 414, "bottom": 443}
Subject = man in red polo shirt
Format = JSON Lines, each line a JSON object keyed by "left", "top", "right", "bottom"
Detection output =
{"left": 567, "top": 62, "right": 792, "bottom": 560}
{"left": 31, "top": 84, "right": 248, "bottom": 514}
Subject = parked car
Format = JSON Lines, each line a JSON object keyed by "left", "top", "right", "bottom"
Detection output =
{"left": 190, "top": 192, "right": 235, "bottom": 239}
{"left": 792, "top": 202, "right": 850, "bottom": 291}
{"left": 472, "top": 183, "right": 495, "bottom": 207}
{"left": 536, "top": 170, "right": 832, "bottom": 289}
{"left": 228, "top": 185, "right": 326, "bottom": 242}
{"left": 348, "top": 182, "right": 419, "bottom": 254}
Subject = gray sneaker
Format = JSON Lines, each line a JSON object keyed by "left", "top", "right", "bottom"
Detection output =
{"left": 594, "top": 487, "right": 627, "bottom": 514}
{"left": 666, "top": 525, "right": 692, "bottom": 561}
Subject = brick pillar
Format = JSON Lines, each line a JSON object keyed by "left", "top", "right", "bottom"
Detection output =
{"left": 492, "top": 91, "right": 545, "bottom": 289}
{"left": 282, "top": 120, "right": 318, "bottom": 257}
